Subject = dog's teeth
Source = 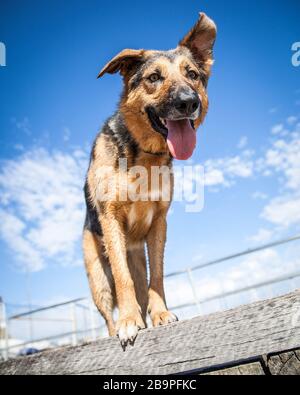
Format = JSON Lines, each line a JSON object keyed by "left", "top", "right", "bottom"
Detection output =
{"left": 159, "top": 117, "right": 167, "bottom": 126}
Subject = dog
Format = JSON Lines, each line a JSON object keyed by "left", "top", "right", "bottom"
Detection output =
{"left": 83, "top": 12, "right": 217, "bottom": 346}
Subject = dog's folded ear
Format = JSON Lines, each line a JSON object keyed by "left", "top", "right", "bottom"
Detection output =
{"left": 97, "top": 49, "right": 145, "bottom": 78}
{"left": 179, "top": 12, "right": 217, "bottom": 65}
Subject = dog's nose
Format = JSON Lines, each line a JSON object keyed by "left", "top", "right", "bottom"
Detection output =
{"left": 174, "top": 92, "right": 200, "bottom": 116}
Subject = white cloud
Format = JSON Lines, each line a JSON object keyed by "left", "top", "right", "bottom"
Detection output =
{"left": 271, "top": 124, "right": 284, "bottom": 135}
{"left": 264, "top": 134, "right": 300, "bottom": 190}
{"left": 253, "top": 124, "right": 300, "bottom": 232}
{"left": 204, "top": 168, "right": 225, "bottom": 186}
{"left": 287, "top": 116, "right": 298, "bottom": 125}
{"left": 252, "top": 191, "right": 268, "bottom": 200}
{"left": 0, "top": 148, "right": 88, "bottom": 272}
{"left": 248, "top": 228, "right": 273, "bottom": 243}
{"left": 262, "top": 196, "right": 300, "bottom": 228}
{"left": 0, "top": 210, "right": 44, "bottom": 271}
{"left": 204, "top": 151, "right": 254, "bottom": 188}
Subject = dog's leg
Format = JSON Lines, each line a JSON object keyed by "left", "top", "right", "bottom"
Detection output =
{"left": 83, "top": 229, "right": 116, "bottom": 336}
{"left": 127, "top": 245, "right": 148, "bottom": 323}
{"left": 147, "top": 215, "right": 178, "bottom": 327}
{"left": 101, "top": 213, "right": 146, "bottom": 345}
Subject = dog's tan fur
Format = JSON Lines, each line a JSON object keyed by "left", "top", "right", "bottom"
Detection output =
{"left": 83, "top": 13, "right": 217, "bottom": 344}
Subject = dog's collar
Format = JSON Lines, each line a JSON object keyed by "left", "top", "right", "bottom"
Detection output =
{"left": 142, "top": 149, "right": 168, "bottom": 157}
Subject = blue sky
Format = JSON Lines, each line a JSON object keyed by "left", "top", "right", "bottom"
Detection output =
{"left": 0, "top": 0, "right": 300, "bottom": 319}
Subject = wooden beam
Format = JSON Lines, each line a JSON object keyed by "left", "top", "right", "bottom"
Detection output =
{"left": 264, "top": 350, "right": 300, "bottom": 375}
{"left": 202, "top": 362, "right": 266, "bottom": 375}
{"left": 1, "top": 290, "right": 300, "bottom": 375}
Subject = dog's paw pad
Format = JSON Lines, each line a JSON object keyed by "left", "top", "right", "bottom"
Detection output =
{"left": 116, "top": 316, "right": 146, "bottom": 348}
{"left": 152, "top": 311, "right": 178, "bottom": 327}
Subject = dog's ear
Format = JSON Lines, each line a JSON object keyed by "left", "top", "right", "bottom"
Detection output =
{"left": 179, "top": 13, "right": 217, "bottom": 65}
{"left": 97, "top": 49, "right": 145, "bottom": 78}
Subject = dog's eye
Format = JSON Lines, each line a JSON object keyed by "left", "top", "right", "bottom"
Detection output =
{"left": 148, "top": 73, "right": 160, "bottom": 83}
{"left": 188, "top": 70, "right": 199, "bottom": 80}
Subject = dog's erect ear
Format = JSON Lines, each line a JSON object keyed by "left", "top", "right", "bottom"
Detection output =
{"left": 179, "top": 13, "right": 217, "bottom": 64}
{"left": 97, "top": 49, "right": 145, "bottom": 78}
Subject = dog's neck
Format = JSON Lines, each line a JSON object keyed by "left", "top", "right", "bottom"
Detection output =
{"left": 141, "top": 149, "right": 167, "bottom": 157}
{"left": 114, "top": 109, "right": 169, "bottom": 158}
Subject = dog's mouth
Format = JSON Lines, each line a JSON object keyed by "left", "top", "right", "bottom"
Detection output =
{"left": 146, "top": 107, "right": 196, "bottom": 161}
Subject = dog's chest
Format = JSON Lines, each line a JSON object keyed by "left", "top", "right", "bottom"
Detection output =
{"left": 126, "top": 154, "right": 173, "bottom": 202}
{"left": 124, "top": 155, "right": 172, "bottom": 240}
{"left": 126, "top": 202, "right": 156, "bottom": 241}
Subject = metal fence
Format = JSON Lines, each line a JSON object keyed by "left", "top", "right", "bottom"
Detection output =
{"left": 1, "top": 234, "right": 300, "bottom": 361}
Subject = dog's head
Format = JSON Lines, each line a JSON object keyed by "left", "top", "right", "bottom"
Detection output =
{"left": 98, "top": 13, "right": 217, "bottom": 160}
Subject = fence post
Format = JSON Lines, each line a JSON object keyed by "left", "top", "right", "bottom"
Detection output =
{"left": 219, "top": 284, "right": 228, "bottom": 311}
{"left": 71, "top": 303, "right": 78, "bottom": 346}
{"left": 89, "top": 300, "right": 97, "bottom": 341}
{"left": 0, "top": 298, "right": 9, "bottom": 361}
{"left": 186, "top": 269, "right": 202, "bottom": 314}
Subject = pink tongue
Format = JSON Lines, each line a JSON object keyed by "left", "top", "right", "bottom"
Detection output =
{"left": 166, "top": 119, "right": 196, "bottom": 160}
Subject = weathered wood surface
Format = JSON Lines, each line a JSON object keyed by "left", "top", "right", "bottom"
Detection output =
{"left": 0, "top": 290, "right": 300, "bottom": 375}
{"left": 202, "top": 350, "right": 300, "bottom": 375}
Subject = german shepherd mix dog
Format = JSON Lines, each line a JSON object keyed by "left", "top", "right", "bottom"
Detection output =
{"left": 83, "top": 13, "right": 217, "bottom": 346}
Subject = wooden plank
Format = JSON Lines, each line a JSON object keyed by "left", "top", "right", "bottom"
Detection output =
{"left": 0, "top": 290, "right": 300, "bottom": 375}
{"left": 264, "top": 350, "right": 300, "bottom": 375}
{"left": 202, "top": 362, "right": 265, "bottom": 375}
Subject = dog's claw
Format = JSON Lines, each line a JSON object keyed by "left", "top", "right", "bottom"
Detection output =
{"left": 116, "top": 315, "right": 146, "bottom": 349}
{"left": 152, "top": 311, "right": 178, "bottom": 328}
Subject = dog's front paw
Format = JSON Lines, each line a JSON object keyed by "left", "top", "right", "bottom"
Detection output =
{"left": 151, "top": 311, "right": 178, "bottom": 327}
{"left": 116, "top": 313, "right": 146, "bottom": 347}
